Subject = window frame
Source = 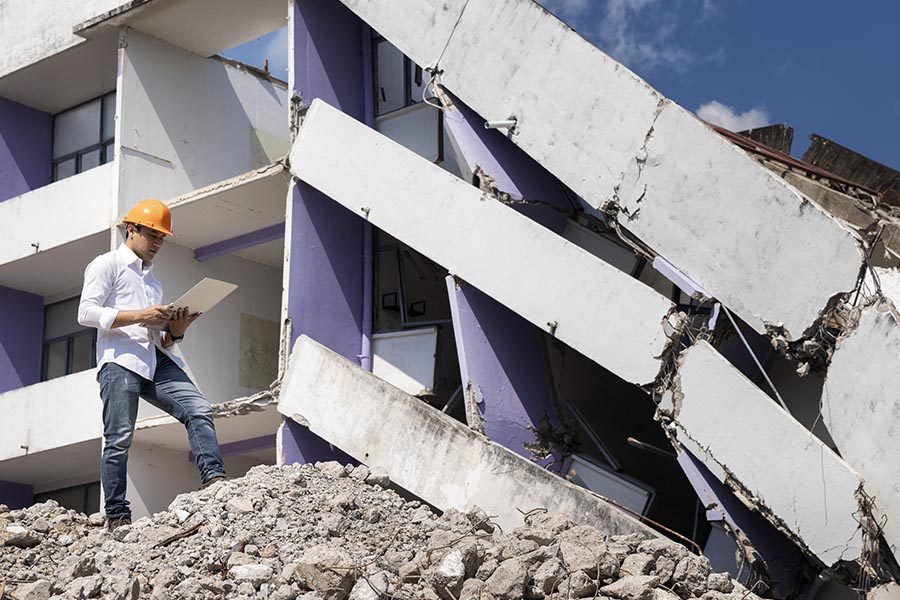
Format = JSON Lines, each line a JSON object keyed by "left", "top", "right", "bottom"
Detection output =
{"left": 40, "top": 297, "right": 98, "bottom": 382}
{"left": 51, "top": 91, "right": 116, "bottom": 182}
{"left": 372, "top": 35, "right": 429, "bottom": 118}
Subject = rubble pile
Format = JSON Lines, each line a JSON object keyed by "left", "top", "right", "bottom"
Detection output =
{"left": 0, "top": 463, "right": 757, "bottom": 600}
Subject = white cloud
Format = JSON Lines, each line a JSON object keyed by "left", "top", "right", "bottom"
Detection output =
{"left": 596, "top": 0, "right": 692, "bottom": 73}
{"left": 696, "top": 100, "right": 770, "bottom": 131}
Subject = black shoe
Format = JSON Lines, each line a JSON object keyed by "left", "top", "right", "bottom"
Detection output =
{"left": 200, "top": 475, "right": 228, "bottom": 490}
{"left": 107, "top": 517, "right": 132, "bottom": 531}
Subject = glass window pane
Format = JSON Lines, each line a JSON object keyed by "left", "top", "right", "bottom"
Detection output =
{"left": 54, "top": 157, "right": 76, "bottom": 181}
{"left": 44, "top": 340, "right": 68, "bottom": 380}
{"left": 71, "top": 333, "right": 94, "bottom": 373}
{"left": 409, "top": 61, "right": 428, "bottom": 105}
{"left": 102, "top": 142, "right": 115, "bottom": 164}
{"left": 102, "top": 92, "right": 116, "bottom": 140}
{"left": 44, "top": 298, "right": 81, "bottom": 340}
{"left": 80, "top": 148, "right": 101, "bottom": 172}
{"left": 375, "top": 40, "right": 405, "bottom": 115}
{"left": 53, "top": 99, "right": 100, "bottom": 159}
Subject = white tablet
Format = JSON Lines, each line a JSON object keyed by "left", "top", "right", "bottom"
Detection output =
{"left": 169, "top": 278, "right": 238, "bottom": 314}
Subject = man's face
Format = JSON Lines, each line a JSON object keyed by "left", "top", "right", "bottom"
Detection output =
{"left": 129, "top": 225, "right": 166, "bottom": 263}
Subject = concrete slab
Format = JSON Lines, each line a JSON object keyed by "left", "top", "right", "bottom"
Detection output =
{"left": 334, "top": 0, "right": 863, "bottom": 339}
{"left": 671, "top": 341, "right": 864, "bottom": 567}
{"left": 289, "top": 99, "right": 674, "bottom": 386}
{"left": 822, "top": 305, "right": 900, "bottom": 561}
{"left": 278, "top": 335, "right": 659, "bottom": 537}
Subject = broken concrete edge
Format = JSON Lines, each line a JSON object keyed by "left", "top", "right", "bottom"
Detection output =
{"left": 135, "top": 388, "right": 278, "bottom": 431}
{"left": 277, "top": 334, "right": 677, "bottom": 543}
{"left": 164, "top": 161, "right": 288, "bottom": 210}
{"left": 73, "top": 0, "right": 157, "bottom": 36}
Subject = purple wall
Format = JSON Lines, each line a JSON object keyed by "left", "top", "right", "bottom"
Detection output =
{"left": 0, "top": 97, "right": 51, "bottom": 203}
{"left": 0, "top": 480, "right": 33, "bottom": 510}
{"left": 447, "top": 277, "right": 562, "bottom": 466}
{"left": 0, "top": 285, "right": 43, "bottom": 394}
{"left": 283, "top": 0, "right": 367, "bottom": 465}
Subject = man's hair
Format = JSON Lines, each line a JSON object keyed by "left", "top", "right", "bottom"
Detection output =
{"left": 124, "top": 222, "right": 142, "bottom": 240}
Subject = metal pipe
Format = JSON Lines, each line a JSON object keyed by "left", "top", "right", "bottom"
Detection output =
{"left": 484, "top": 118, "right": 517, "bottom": 130}
{"left": 360, "top": 23, "right": 375, "bottom": 371}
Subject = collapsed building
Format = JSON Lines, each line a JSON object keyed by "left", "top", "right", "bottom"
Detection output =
{"left": 1, "top": 0, "right": 899, "bottom": 598}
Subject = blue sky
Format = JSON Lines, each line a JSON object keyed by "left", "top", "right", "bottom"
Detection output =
{"left": 224, "top": 1, "right": 900, "bottom": 168}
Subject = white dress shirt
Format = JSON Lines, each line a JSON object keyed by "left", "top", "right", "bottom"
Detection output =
{"left": 78, "top": 244, "right": 184, "bottom": 380}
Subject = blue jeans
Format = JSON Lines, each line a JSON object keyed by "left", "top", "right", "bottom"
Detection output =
{"left": 98, "top": 350, "right": 226, "bottom": 519}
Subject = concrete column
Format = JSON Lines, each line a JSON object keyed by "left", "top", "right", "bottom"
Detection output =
{"left": 0, "top": 285, "right": 43, "bottom": 394}
{"left": 283, "top": 0, "right": 367, "bottom": 464}
{"left": 0, "top": 96, "right": 51, "bottom": 203}
{"left": 447, "top": 277, "right": 562, "bottom": 466}
{"left": 0, "top": 480, "right": 33, "bottom": 510}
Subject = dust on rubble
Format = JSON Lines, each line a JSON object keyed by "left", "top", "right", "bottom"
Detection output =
{"left": 0, "top": 462, "right": 758, "bottom": 600}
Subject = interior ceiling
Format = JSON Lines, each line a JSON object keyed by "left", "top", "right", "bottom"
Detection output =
{"left": 0, "top": 232, "right": 110, "bottom": 296}
{"left": 168, "top": 167, "right": 288, "bottom": 267}
{"left": 0, "top": 30, "right": 118, "bottom": 114}
{"left": 0, "top": 440, "right": 101, "bottom": 492}
{"left": 78, "top": 0, "right": 287, "bottom": 58}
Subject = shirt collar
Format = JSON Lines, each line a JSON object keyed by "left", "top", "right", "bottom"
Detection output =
{"left": 116, "top": 243, "right": 153, "bottom": 274}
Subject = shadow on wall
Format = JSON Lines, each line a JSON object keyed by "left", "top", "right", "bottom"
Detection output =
{"left": 0, "top": 285, "right": 43, "bottom": 393}
{"left": 0, "top": 96, "right": 51, "bottom": 202}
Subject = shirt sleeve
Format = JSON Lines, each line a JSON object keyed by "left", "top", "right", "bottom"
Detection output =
{"left": 77, "top": 256, "right": 119, "bottom": 330}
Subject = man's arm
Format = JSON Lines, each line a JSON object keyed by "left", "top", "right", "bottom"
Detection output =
{"left": 78, "top": 257, "right": 172, "bottom": 329}
{"left": 160, "top": 308, "right": 200, "bottom": 348}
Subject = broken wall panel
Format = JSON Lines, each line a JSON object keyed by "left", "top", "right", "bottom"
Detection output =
{"left": 290, "top": 99, "right": 674, "bottom": 386}
{"left": 822, "top": 305, "right": 900, "bottom": 561}
{"left": 671, "top": 341, "right": 864, "bottom": 567}
{"left": 279, "top": 335, "right": 659, "bottom": 537}
{"left": 335, "top": 0, "right": 863, "bottom": 339}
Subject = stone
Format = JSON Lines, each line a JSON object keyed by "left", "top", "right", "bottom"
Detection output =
{"left": 560, "top": 571, "right": 597, "bottom": 598}
{"left": 534, "top": 558, "right": 566, "bottom": 595}
{"left": 350, "top": 465, "right": 371, "bottom": 481}
{"left": 364, "top": 468, "right": 390, "bottom": 488}
{"left": 315, "top": 461, "right": 348, "bottom": 479}
{"left": 459, "top": 578, "right": 486, "bottom": 600}
{"left": 295, "top": 545, "right": 356, "bottom": 600}
{"left": 707, "top": 572, "right": 734, "bottom": 594}
{"left": 58, "top": 554, "right": 97, "bottom": 580}
{"left": 231, "top": 564, "right": 275, "bottom": 586}
{"left": 484, "top": 559, "right": 528, "bottom": 600}
{"left": 274, "top": 584, "right": 299, "bottom": 600}
{"left": 637, "top": 539, "right": 689, "bottom": 564}
{"left": 10, "top": 580, "right": 51, "bottom": 600}
{"left": 67, "top": 575, "right": 103, "bottom": 599}
{"left": 3, "top": 524, "right": 40, "bottom": 548}
{"left": 31, "top": 518, "right": 50, "bottom": 533}
{"left": 600, "top": 575, "right": 660, "bottom": 600}
{"left": 621, "top": 553, "right": 654, "bottom": 576}
{"left": 652, "top": 555, "right": 676, "bottom": 584}
{"left": 671, "top": 555, "right": 711, "bottom": 599}
{"left": 559, "top": 541, "right": 619, "bottom": 578}
{"left": 430, "top": 550, "right": 465, "bottom": 600}
{"left": 227, "top": 496, "right": 255, "bottom": 515}
{"left": 475, "top": 558, "right": 499, "bottom": 581}
{"left": 348, "top": 571, "right": 389, "bottom": 600}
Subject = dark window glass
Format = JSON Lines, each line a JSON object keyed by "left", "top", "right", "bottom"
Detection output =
{"left": 52, "top": 91, "right": 116, "bottom": 181}
{"left": 41, "top": 297, "right": 96, "bottom": 381}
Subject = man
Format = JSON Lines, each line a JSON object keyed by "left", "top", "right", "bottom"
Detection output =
{"left": 78, "top": 199, "right": 226, "bottom": 529}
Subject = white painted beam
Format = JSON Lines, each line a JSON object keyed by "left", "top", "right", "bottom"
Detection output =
{"left": 278, "top": 335, "right": 658, "bottom": 538}
{"left": 334, "top": 0, "right": 863, "bottom": 339}
{"left": 289, "top": 99, "right": 674, "bottom": 386}
{"left": 822, "top": 304, "right": 900, "bottom": 562}
{"left": 671, "top": 341, "right": 864, "bottom": 567}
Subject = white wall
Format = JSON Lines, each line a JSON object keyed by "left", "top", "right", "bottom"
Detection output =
{"left": 0, "top": 369, "right": 100, "bottom": 462}
{"left": 0, "top": 162, "right": 115, "bottom": 266}
{"left": 0, "top": 0, "right": 121, "bottom": 78}
{"left": 116, "top": 28, "right": 289, "bottom": 213}
{"left": 136, "top": 242, "right": 282, "bottom": 419}
{"left": 126, "top": 441, "right": 267, "bottom": 519}
{"left": 375, "top": 103, "right": 441, "bottom": 163}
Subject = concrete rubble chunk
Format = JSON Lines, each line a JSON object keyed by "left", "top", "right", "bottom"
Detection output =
{"left": 560, "top": 540, "right": 619, "bottom": 578}
{"left": 295, "top": 545, "right": 356, "bottom": 600}
{"left": 9, "top": 580, "right": 51, "bottom": 600}
{"left": 533, "top": 558, "right": 566, "bottom": 594}
{"left": 364, "top": 467, "right": 391, "bottom": 488}
{"left": 483, "top": 558, "right": 528, "bottom": 600}
{"left": 231, "top": 563, "right": 275, "bottom": 586}
{"left": 3, "top": 524, "right": 40, "bottom": 548}
{"left": 620, "top": 553, "right": 655, "bottom": 576}
{"left": 600, "top": 575, "right": 661, "bottom": 600}
{"left": 560, "top": 570, "right": 597, "bottom": 598}
{"left": 429, "top": 550, "right": 466, "bottom": 600}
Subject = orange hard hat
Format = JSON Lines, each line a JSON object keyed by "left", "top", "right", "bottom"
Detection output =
{"left": 122, "top": 199, "right": 175, "bottom": 237}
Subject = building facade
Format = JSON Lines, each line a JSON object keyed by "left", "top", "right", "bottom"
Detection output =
{"left": 2, "top": 1, "right": 899, "bottom": 598}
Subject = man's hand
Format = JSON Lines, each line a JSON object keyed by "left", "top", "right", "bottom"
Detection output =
{"left": 138, "top": 305, "right": 174, "bottom": 327}
{"left": 168, "top": 307, "right": 200, "bottom": 338}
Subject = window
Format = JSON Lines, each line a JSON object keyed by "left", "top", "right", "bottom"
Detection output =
{"left": 52, "top": 92, "right": 116, "bottom": 182}
{"left": 373, "top": 36, "right": 431, "bottom": 117}
{"left": 42, "top": 297, "right": 97, "bottom": 381}
{"left": 34, "top": 482, "right": 101, "bottom": 514}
